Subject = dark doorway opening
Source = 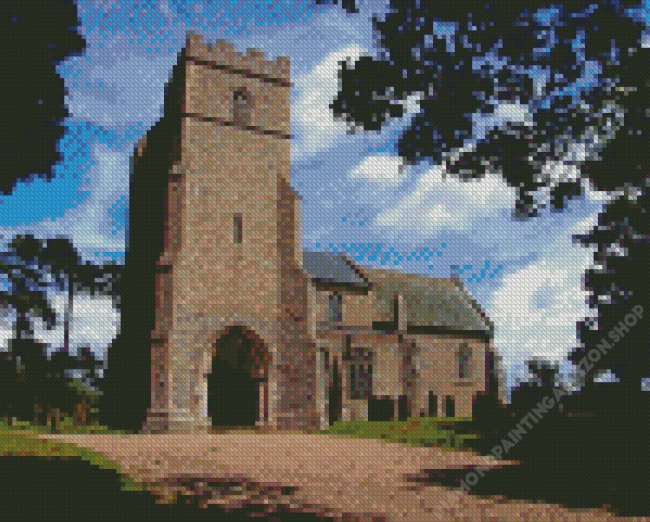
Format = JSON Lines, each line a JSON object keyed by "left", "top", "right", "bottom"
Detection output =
{"left": 369, "top": 396, "right": 394, "bottom": 422}
{"left": 445, "top": 395, "right": 456, "bottom": 418}
{"left": 328, "top": 358, "right": 342, "bottom": 426}
{"left": 398, "top": 396, "right": 409, "bottom": 422}
{"left": 208, "top": 327, "right": 264, "bottom": 429}
{"left": 428, "top": 392, "right": 438, "bottom": 418}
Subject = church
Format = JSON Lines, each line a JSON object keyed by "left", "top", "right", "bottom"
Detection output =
{"left": 132, "top": 33, "right": 498, "bottom": 434}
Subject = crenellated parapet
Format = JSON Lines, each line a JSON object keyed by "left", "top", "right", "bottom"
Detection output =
{"left": 185, "top": 32, "right": 291, "bottom": 84}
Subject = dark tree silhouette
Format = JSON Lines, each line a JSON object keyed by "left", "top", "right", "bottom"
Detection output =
{"left": 330, "top": 0, "right": 648, "bottom": 217}
{"left": 0, "top": 338, "right": 103, "bottom": 431}
{"left": 314, "top": 0, "right": 359, "bottom": 14}
{"left": 46, "top": 345, "right": 104, "bottom": 430}
{"left": 0, "top": 0, "right": 86, "bottom": 195}
{"left": 41, "top": 237, "right": 123, "bottom": 355}
{"left": 0, "top": 235, "right": 108, "bottom": 429}
{"left": 0, "top": 235, "right": 57, "bottom": 426}
{"left": 0, "top": 235, "right": 58, "bottom": 345}
{"left": 0, "top": 350, "right": 20, "bottom": 425}
{"left": 509, "top": 358, "right": 560, "bottom": 416}
{"left": 571, "top": 191, "right": 650, "bottom": 391}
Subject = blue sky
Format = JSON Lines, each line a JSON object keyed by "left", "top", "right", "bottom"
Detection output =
{"left": 1, "top": 0, "right": 648, "bottom": 398}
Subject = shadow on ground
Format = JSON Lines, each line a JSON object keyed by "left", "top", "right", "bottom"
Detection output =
{"left": 0, "top": 457, "right": 338, "bottom": 522}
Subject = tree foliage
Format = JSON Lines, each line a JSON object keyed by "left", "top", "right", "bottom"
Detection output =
{"left": 0, "top": 0, "right": 86, "bottom": 195}
{"left": 0, "top": 235, "right": 58, "bottom": 341}
{"left": 0, "top": 341, "right": 102, "bottom": 430}
{"left": 331, "top": 0, "right": 648, "bottom": 217}
{"left": 0, "top": 235, "right": 110, "bottom": 429}
{"left": 570, "top": 189, "right": 650, "bottom": 391}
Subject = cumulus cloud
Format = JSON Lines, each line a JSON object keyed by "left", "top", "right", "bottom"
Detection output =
{"left": 349, "top": 156, "right": 407, "bottom": 186}
{"left": 291, "top": 45, "right": 366, "bottom": 159}
{"left": 373, "top": 163, "right": 515, "bottom": 232}
{"left": 486, "top": 225, "right": 596, "bottom": 393}
{"left": 0, "top": 144, "right": 126, "bottom": 263}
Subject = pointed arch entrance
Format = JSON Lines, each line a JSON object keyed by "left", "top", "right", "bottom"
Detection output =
{"left": 207, "top": 326, "right": 270, "bottom": 430}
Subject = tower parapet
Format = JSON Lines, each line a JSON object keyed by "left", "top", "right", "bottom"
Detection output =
{"left": 185, "top": 32, "right": 291, "bottom": 84}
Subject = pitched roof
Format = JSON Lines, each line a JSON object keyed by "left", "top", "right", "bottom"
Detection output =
{"left": 302, "top": 251, "right": 368, "bottom": 286}
{"left": 302, "top": 252, "right": 493, "bottom": 336}
{"left": 364, "top": 267, "right": 492, "bottom": 335}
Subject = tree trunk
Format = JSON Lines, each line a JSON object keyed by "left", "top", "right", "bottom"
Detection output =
{"left": 14, "top": 313, "right": 28, "bottom": 343}
{"left": 63, "top": 278, "right": 73, "bottom": 354}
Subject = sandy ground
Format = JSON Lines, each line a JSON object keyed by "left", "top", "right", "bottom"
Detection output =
{"left": 35, "top": 432, "right": 640, "bottom": 522}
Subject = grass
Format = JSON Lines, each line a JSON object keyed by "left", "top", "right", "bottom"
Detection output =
{"left": 315, "top": 417, "right": 477, "bottom": 449}
{"left": 0, "top": 412, "right": 130, "bottom": 435}
{"left": 1, "top": 413, "right": 476, "bottom": 446}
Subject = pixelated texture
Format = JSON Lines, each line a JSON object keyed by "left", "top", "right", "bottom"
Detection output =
{"left": 6, "top": 1, "right": 650, "bottom": 519}
{"left": 134, "top": 33, "right": 496, "bottom": 435}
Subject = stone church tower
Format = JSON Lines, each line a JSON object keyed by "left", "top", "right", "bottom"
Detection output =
{"left": 140, "top": 33, "right": 318, "bottom": 433}
{"left": 131, "top": 33, "right": 499, "bottom": 435}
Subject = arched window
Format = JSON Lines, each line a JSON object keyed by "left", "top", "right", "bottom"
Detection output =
{"left": 232, "top": 89, "right": 250, "bottom": 126}
{"left": 329, "top": 294, "right": 343, "bottom": 323}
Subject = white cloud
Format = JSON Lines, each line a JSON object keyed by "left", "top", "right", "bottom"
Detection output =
{"left": 349, "top": 156, "right": 407, "bottom": 186}
{"left": 291, "top": 45, "right": 367, "bottom": 159}
{"left": 486, "top": 226, "right": 596, "bottom": 393}
{"left": 373, "top": 164, "right": 515, "bottom": 232}
{"left": 17, "top": 294, "right": 118, "bottom": 362}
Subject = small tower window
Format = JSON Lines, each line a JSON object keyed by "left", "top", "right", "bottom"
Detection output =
{"left": 233, "top": 214, "right": 242, "bottom": 244}
{"left": 233, "top": 89, "right": 249, "bottom": 126}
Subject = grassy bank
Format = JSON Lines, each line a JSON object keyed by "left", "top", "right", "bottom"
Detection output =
{"left": 315, "top": 417, "right": 476, "bottom": 449}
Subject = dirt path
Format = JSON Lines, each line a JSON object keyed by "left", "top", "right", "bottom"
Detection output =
{"left": 35, "top": 432, "right": 637, "bottom": 521}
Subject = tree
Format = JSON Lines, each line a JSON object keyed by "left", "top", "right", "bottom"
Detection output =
{"left": 41, "top": 237, "right": 123, "bottom": 357}
{"left": 0, "top": 235, "right": 107, "bottom": 429}
{"left": 570, "top": 192, "right": 650, "bottom": 394}
{"left": 2, "top": 340, "right": 102, "bottom": 431}
{"left": 0, "top": 0, "right": 85, "bottom": 195}
{"left": 314, "top": 0, "right": 359, "bottom": 14}
{"left": 0, "top": 235, "right": 58, "bottom": 426}
{"left": 46, "top": 345, "right": 104, "bottom": 430}
{"left": 510, "top": 358, "right": 560, "bottom": 416}
{"left": 0, "top": 235, "right": 58, "bottom": 346}
{"left": 30, "top": 238, "right": 122, "bottom": 427}
{"left": 331, "top": 0, "right": 648, "bottom": 217}
{"left": 0, "top": 350, "right": 20, "bottom": 425}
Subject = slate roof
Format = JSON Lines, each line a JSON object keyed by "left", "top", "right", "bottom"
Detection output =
{"left": 302, "top": 251, "right": 368, "bottom": 286}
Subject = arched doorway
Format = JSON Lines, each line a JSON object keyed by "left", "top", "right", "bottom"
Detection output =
{"left": 207, "top": 326, "right": 268, "bottom": 430}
